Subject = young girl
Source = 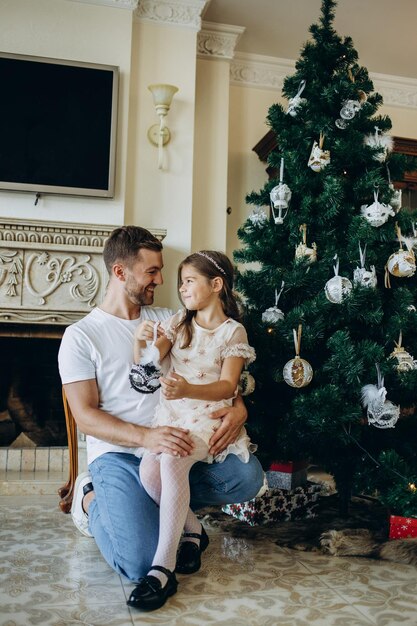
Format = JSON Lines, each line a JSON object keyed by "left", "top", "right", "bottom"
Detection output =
{"left": 127, "top": 250, "right": 256, "bottom": 611}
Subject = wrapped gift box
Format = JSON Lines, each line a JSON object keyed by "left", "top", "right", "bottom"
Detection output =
{"left": 389, "top": 514, "right": 417, "bottom": 539}
{"left": 222, "top": 482, "right": 321, "bottom": 527}
{"left": 266, "top": 460, "right": 308, "bottom": 491}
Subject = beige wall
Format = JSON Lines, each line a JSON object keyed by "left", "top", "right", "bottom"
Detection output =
{"left": 0, "top": 0, "right": 132, "bottom": 227}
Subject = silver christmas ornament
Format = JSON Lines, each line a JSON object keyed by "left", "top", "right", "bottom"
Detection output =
{"left": 270, "top": 158, "right": 291, "bottom": 224}
{"left": 238, "top": 371, "right": 256, "bottom": 396}
{"left": 353, "top": 243, "right": 377, "bottom": 288}
{"left": 390, "top": 333, "right": 417, "bottom": 372}
{"left": 361, "top": 365, "right": 400, "bottom": 429}
{"left": 283, "top": 325, "right": 313, "bottom": 388}
{"left": 286, "top": 79, "right": 307, "bottom": 117}
{"left": 360, "top": 190, "right": 394, "bottom": 228}
{"left": 325, "top": 255, "right": 352, "bottom": 303}
{"left": 248, "top": 207, "right": 268, "bottom": 227}
{"left": 364, "top": 126, "right": 394, "bottom": 162}
{"left": 262, "top": 283, "right": 285, "bottom": 325}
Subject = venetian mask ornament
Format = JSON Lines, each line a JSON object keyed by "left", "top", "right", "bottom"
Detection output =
{"left": 286, "top": 79, "right": 307, "bottom": 117}
{"left": 361, "top": 364, "right": 400, "bottom": 429}
{"left": 353, "top": 243, "right": 377, "bottom": 288}
{"left": 308, "top": 133, "right": 330, "bottom": 172}
{"left": 360, "top": 190, "right": 394, "bottom": 228}
{"left": 385, "top": 224, "right": 416, "bottom": 286}
{"left": 283, "top": 324, "right": 313, "bottom": 388}
{"left": 325, "top": 254, "right": 353, "bottom": 303}
{"left": 364, "top": 126, "right": 394, "bottom": 162}
{"left": 390, "top": 332, "right": 417, "bottom": 373}
{"left": 262, "top": 282, "right": 285, "bottom": 325}
{"left": 129, "top": 323, "right": 162, "bottom": 394}
{"left": 295, "top": 223, "right": 317, "bottom": 263}
{"left": 269, "top": 158, "right": 292, "bottom": 224}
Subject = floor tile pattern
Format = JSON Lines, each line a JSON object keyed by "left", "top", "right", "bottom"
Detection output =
{"left": 1, "top": 496, "right": 417, "bottom": 625}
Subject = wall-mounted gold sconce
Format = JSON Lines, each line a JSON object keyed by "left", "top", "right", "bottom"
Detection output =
{"left": 147, "top": 83, "right": 178, "bottom": 170}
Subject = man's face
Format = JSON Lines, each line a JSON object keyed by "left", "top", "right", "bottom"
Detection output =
{"left": 122, "top": 249, "right": 163, "bottom": 306}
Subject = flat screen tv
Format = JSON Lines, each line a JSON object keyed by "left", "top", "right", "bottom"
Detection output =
{"left": 0, "top": 52, "right": 118, "bottom": 198}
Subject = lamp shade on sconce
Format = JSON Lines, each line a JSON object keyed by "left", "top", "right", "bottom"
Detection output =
{"left": 148, "top": 83, "right": 178, "bottom": 117}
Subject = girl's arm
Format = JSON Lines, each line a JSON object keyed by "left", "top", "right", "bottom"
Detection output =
{"left": 160, "top": 356, "right": 244, "bottom": 401}
{"left": 133, "top": 320, "right": 172, "bottom": 363}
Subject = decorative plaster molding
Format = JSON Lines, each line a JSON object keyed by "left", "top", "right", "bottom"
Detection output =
{"left": 135, "top": 0, "right": 207, "bottom": 30}
{"left": 231, "top": 52, "right": 417, "bottom": 110}
{"left": 0, "top": 219, "right": 166, "bottom": 326}
{"left": 198, "top": 22, "right": 245, "bottom": 61}
{"left": 66, "top": 0, "right": 139, "bottom": 9}
{"left": 231, "top": 52, "right": 294, "bottom": 91}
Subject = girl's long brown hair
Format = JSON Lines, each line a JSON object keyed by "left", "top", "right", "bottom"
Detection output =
{"left": 176, "top": 250, "right": 241, "bottom": 348}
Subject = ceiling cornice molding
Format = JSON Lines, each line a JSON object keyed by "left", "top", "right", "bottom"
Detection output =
{"left": 231, "top": 52, "right": 417, "bottom": 110}
{"left": 135, "top": 0, "right": 208, "bottom": 30}
{"left": 198, "top": 22, "right": 245, "bottom": 61}
{"left": 230, "top": 52, "right": 294, "bottom": 92}
{"left": 66, "top": 0, "right": 139, "bottom": 8}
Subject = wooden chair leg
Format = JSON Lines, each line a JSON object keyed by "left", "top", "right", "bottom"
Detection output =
{"left": 59, "top": 387, "right": 79, "bottom": 513}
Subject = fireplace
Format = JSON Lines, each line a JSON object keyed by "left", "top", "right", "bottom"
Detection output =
{"left": 0, "top": 218, "right": 166, "bottom": 471}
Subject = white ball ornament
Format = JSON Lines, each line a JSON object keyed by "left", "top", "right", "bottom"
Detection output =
{"left": 262, "top": 283, "right": 285, "bottom": 325}
{"left": 283, "top": 325, "right": 313, "bottom": 388}
{"left": 238, "top": 371, "right": 256, "bottom": 396}
{"left": 387, "top": 250, "right": 416, "bottom": 278}
{"left": 325, "top": 255, "right": 352, "bottom": 303}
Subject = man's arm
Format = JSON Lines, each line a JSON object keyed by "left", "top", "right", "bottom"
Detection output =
{"left": 208, "top": 394, "right": 248, "bottom": 456}
{"left": 64, "top": 379, "right": 194, "bottom": 457}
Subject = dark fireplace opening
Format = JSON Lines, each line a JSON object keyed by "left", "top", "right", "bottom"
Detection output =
{"left": 0, "top": 334, "right": 66, "bottom": 447}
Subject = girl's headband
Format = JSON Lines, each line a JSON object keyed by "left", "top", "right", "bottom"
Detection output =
{"left": 195, "top": 251, "right": 226, "bottom": 276}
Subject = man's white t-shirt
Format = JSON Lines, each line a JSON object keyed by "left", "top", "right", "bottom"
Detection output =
{"left": 58, "top": 306, "right": 173, "bottom": 465}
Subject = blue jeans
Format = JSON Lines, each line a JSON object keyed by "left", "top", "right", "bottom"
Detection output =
{"left": 88, "top": 451, "right": 263, "bottom": 582}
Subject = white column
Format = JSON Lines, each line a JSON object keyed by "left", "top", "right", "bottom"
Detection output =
{"left": 192, "top": 22, "right": 244, "bottom": 253}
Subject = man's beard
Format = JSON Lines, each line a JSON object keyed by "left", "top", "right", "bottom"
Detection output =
{"left": 125, "top": 278, "right": 155, "bottom": 306}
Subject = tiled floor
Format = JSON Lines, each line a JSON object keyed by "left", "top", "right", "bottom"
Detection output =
{"left": 1, "top": 495, "right": 417, "bottom": 626}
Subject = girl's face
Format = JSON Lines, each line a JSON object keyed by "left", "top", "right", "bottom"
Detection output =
{"left": 179, "top": 264, "right": 219, "bottom": 310}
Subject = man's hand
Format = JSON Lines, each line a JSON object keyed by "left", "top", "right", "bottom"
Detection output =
{"left": 142, "top": 425, "right": 194, "bottom": 457}
{"left": 208, "top": 398, "right": 247, "bottom": 456}
{"left": 160, "top": 372, "right": 191, "bottom": 400}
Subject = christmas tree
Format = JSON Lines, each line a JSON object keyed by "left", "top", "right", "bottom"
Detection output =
{"left": 235, "top": 0, "right": 417, "bottom": 515}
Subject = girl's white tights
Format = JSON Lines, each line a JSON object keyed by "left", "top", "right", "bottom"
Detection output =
{"left": 139, "top": 435, "right": 209, "bottom": 586}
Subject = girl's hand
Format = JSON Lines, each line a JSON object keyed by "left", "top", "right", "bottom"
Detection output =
{"left": 160, "top": 372, "right": 191, "bottom": 400}
{"left": 134, "top": 321, "right": 164, "bottom": 342}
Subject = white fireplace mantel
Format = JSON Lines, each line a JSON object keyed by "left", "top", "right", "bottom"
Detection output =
{"left": 0, "top": 218, "right": 166, "bottom": 325}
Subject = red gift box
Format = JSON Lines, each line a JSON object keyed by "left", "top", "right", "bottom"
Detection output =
{"left": 269, "top": 460, "right": 308, "bottom": 472}
{"left": 389, "top": 515, "right": 417, "bottom": 539}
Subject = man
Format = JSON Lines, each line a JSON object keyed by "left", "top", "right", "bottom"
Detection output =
{"left": 58, "top": 225, "right": 263, "bottom": 584}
